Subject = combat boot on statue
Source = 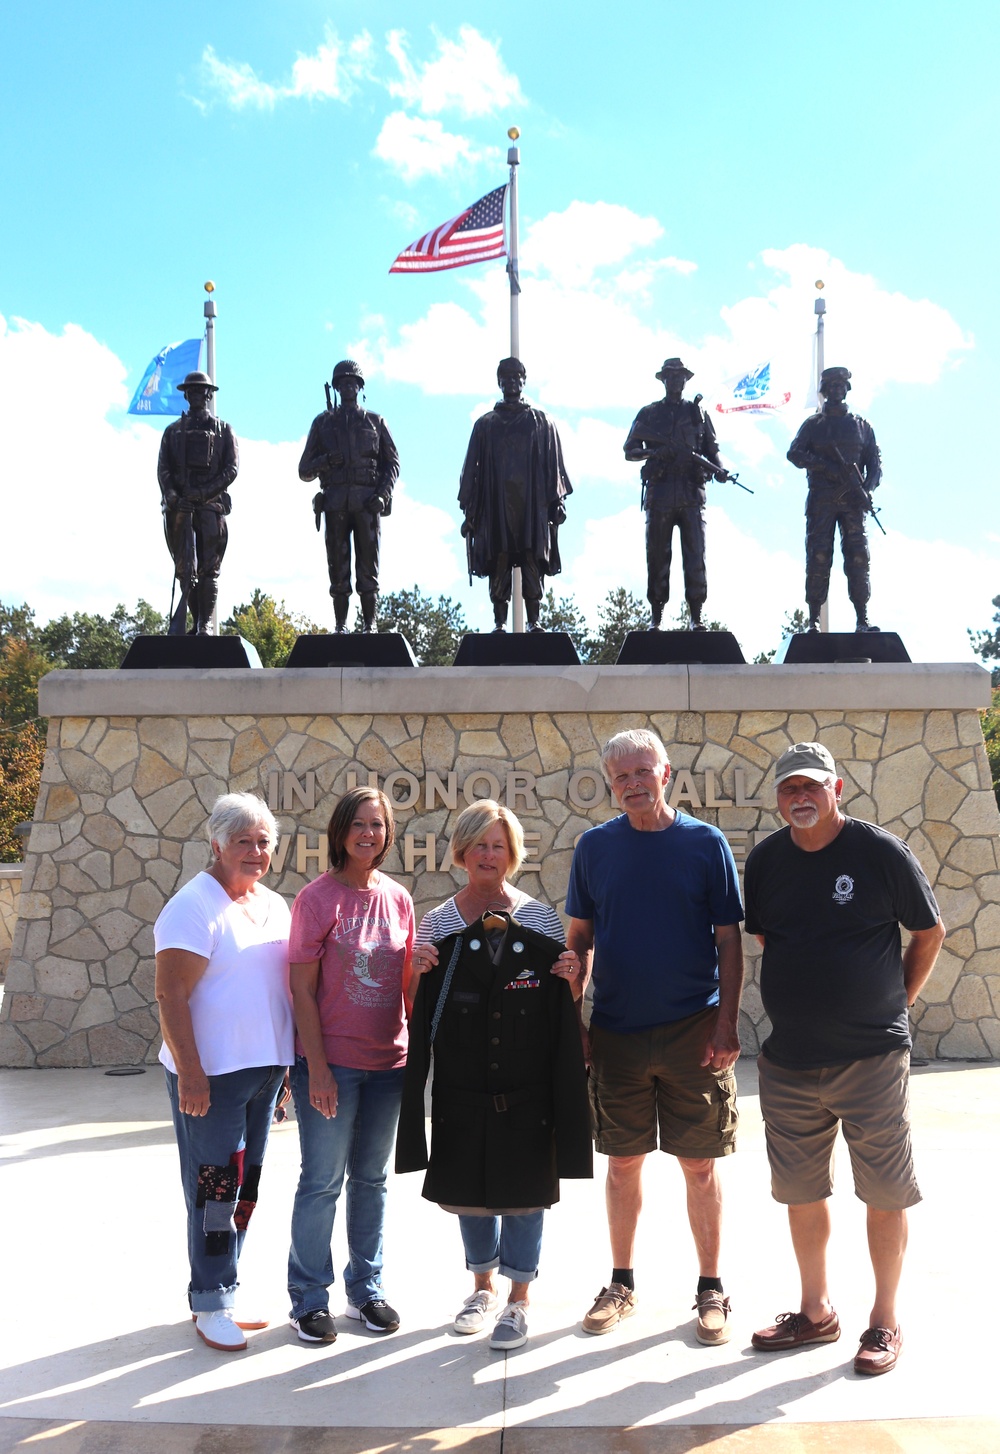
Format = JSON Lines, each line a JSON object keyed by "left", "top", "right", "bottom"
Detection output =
{"left": 360, "top": 592, "right": 378, "bottom": 634}
{"left": 492, "top": 602, "right": 508, "bottom": 633}
{"left": 806, "top": 602, "right": 823, "bottom": 633}
{"left": 854, "top": 606, "right": 879, "bottom": 633}
{"left": 688, "top": 600, "right": 708, "bottom": 632}
{"left": 333, "top": 595, "right": 350, "bottom": 634}
{"left": 195, "top": 578, "right": 218, "bottom": 636}
{"left": 650, "top": 601, "right": 665, "bottom": 630}
{"left": 526, "top": 599, "right": 543, "bottom": 633}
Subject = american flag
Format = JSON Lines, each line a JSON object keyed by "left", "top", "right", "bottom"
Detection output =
{"left": 390, "top": 185, "right": 508, "bottom": 274}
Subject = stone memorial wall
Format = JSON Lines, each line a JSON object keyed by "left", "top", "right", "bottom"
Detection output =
{"left": 1, "top": 662, "right": 997, "bottom": 1067}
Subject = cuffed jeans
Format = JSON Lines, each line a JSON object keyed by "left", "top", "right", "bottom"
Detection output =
{"left": 287, "top": 1056, "right": 404, "bottom": 1317}
{"left": 458, "top": 1210, "right": 545, "bottom": 1283}
{"left": 165, "top": 1063, "right": 285, "bottom": 1314}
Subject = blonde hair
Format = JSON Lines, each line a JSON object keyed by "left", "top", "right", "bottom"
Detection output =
{"left": 449, "top": 800, "right": 525, "bottom": 877}
{"left": 600, "top": 728, "right": 670, "bottom": 782}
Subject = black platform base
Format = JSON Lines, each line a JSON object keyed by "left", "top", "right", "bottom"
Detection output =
{"left": 453, "top": 632, "right": 581, "bottom": 667}
{"left": 120, "top": 635, "right": 263, "bottom": 669}
{"left": 285, "top": 634, "right": 417, "bottom": 668}
{"left": 781, "top": 631, "right": 911, "bottom": 665}
{"left": 616, "top": 630, "right": 746, "bottom": 666}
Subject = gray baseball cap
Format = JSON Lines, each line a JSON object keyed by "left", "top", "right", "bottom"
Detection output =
{"left": 773, "top": 741, "right": 837, "bottom": 787}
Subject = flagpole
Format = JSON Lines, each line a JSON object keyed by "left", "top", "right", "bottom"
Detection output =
{"left": 204, "top": 281, "right": 219, "bottom": 633}
{"left": 204, "top": 281, "right": 217, "bottom": 416}
{"left": 814, "top": 282, "right": 829, "bottom": 633}
{"left": 506, "top": 128, "right": 525, "bottom": 633}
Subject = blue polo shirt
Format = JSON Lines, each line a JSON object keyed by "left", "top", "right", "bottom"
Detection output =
{"left": 566, "top": 811, "right": 744, "bottom": 1033}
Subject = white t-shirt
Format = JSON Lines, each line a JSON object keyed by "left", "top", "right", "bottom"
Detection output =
{"left": 154, "top": 871, "right": 294, "bottom": 1077}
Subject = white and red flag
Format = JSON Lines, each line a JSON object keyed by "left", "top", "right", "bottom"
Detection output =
{"left": 390, "top": 185, "right": 508, "bottom": 274}
{"left": 711, "top": 361, "right": 793, "bottom": 416}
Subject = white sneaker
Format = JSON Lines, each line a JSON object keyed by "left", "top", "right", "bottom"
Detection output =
{"left": 195, "top": 1308, "right": 248, "bottom": 1351}
{"left": 453, "top": 1288, "right": 500, "bottom": 1335}
{"left": 489, "top": 1301, "right": 528, "bottom": 1350}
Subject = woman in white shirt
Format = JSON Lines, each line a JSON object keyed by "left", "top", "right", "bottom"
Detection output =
{"left": 154, "top": 792, "right": 293, "bottom": 1353}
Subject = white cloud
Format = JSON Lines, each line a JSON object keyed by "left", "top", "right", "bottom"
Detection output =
{"left": 0, "top": 315, "right": 463, "bottom": 631}
{"left": 373, "top": 112, "right": 496, "bottom": 182}
{"left": 386, "top": 26, "right": 522, "bottom": 117}
{"left": 199, "top": 30, "right": 372, "bottom": 111}
{"left": 526, "top": 202, "right": 665, "bottom": 287}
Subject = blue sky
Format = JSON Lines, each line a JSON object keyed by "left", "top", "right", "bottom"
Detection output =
{"left": 2, "top": 1, "right": 997, "bottom": 659}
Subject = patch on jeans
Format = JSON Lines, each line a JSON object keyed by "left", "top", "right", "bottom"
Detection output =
{"left": 234, "top": 1164, "right": 262, "bottom": 1232}
{"left": 196, "top": 1153, "right": 243, "bottom": 1207}
{"left": 204, "top": 1198, "right": 237, "bottom": 1232}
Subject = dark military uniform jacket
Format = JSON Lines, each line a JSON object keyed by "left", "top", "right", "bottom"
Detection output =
{"left": 787, "top": 408, "right": 881, "bottom": 498}
{"left": 298, "top": 404, "right": 399, "bottom": 512}
{"left": 157, "top": 412, "right": 239, "bottom": 514}
{"left": 396, "top": 913, "right": 592, "bottom": 1209}
{"left": 624, "top": 397, "right": 722, "bottom": 510}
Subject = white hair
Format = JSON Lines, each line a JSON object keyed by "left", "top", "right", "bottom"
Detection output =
{"left": 600, "top": 729, "right": 670, "bottom": 782}
{"left": 206, "top": 793, "right": 277, "bottom": 851}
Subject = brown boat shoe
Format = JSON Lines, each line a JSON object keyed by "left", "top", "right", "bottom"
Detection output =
{"left": 693, "top": 1289, "right": 731, "bottom": 1345}
{"left": 854, "top": 1324, "right": 902, "bottom": 1375}
{"left": 751, "top": 1308, "right": 841, "bottom": 1351}
{"left": 582, "top": 1283, "right": 638, "bottom": 1335}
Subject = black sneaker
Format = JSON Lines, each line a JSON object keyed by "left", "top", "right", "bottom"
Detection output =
{"left": 290, "top": 1309, "right": 337, "bottom": 1343}
{"left": 346, "top": 1299, "right": 400, "bottom": 1333}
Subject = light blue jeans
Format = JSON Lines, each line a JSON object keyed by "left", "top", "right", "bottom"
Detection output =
{"left": 458, "top": 1210, "right": 545, "bottom": 1283}
{"left": 287, "top": 1056, "right": 404, "bottom": 1317}
{"left": 165, "top": 1063, "right": 286, "bottom": 1313}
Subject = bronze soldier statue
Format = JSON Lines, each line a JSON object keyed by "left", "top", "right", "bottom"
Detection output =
{"left": 157, "top": 371, "right": 239, "bottom": 636}
{"left": 459, "top": 357, "right": 572, "bottom": 632}
{"left": 299, "top": 359, "right": 399, "bottom": 633}
{"left": 787, "top": 365, "right": 881, "bottom": 632}
{"left": 624, "top": 357, "right": 724, "bottom": 630}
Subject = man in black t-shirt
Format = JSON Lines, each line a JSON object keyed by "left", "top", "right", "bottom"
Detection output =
{"left": 744, "top": 742, "right": 944, "bottom": 1377}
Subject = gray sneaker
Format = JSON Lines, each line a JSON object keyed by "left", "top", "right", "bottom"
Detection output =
{"left": 489, "top": 1300, "right": 529, "bottom": 1350}
{"left": 454, "top": 1288, "right": 500, "bottom": 1335}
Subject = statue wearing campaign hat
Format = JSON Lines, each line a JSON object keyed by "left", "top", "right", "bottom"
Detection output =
{"left": 623, "top": 357, "right": 727, "bottom": 629}
{"left": 787, "top": 366, "right": 882, "bottom": 632}
{"left": 157, "top": 371, "right": 239, "bottom": 636}
{"left": 299, "top": 359, "right": 400, "bottom": 633}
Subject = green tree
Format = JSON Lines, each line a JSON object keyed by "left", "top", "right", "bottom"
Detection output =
{"left": 753, "top": 608, "right": 810, "bottom": 663}
{"left": 969, "top": 594, "right": 1000, "bottom": 666}
{"left": 981, "top": 688, "right": 1000, "bottom": 809}
{"left": 537, "top": 589, "right": 591, "bottom": 657}
{"left": 0, "top": 721, "right": 44, "bottom": 862}
{"left": 37, "top": 600, "right": 166, "bottom": 669}
{"left": 585, "top": 589, "right": 650, "bottom": 664}
{"left": 670, "top": 602, "right": 729, "bottom": 633}
{"left": 222, "top": 591, "right": 324, "bottom": 668}
{"left": 378, "top": 587, "right": 468, "bottom": 665}
{"left": 0, "top": 637, "right": 50, "bottom": 728}
{"left": 0, "top": 602, "right": 37, "bottom": 646}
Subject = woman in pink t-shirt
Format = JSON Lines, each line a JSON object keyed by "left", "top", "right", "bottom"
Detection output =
{"left": 286, "top": 787, "right": 414, "bottom": 1345}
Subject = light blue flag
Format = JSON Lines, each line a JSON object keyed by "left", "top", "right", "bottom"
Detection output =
{"left": 128, "top": 338, "right": 203, "bottom": 416}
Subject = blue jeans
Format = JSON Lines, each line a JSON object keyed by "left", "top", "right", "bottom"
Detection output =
{"left": 458, "top": 1210, "right": 545, "bottom": 1283}
{"left": 165, "top": 1064, "right": 286, "bottom": 1314}
{"left": 287, "top": 1057, "right": 404, "bottom": 1317}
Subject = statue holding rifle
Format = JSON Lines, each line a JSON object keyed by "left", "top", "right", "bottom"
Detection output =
{"left": 624, "top": 357, "right": 743, "bottom": 631}
{"left": 157, "top": 371, "right": 239, "bottom": 636}
{"left": 298, "top": 359, "right": 400, "bottom": 633}
{"left": 787, "top": 365, "right": 883, "bottom": 633}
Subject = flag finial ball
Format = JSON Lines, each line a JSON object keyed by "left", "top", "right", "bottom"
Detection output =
{"left": 204, "top": 280, "right": 216, "bottom": 294}
{"left": 815, "top": 279, "right": 824, "bottom": 290}
{"left": 507, "top": 126, "right": 520, "bottom": 141}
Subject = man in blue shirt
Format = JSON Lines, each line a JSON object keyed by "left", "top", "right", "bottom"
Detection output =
{"left": 565, "top": 729, "right": 744, "bottom": 1346}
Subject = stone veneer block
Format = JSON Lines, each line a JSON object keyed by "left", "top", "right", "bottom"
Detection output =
{"left": 3, "top": 662, "right": 996, "bottom": 1068}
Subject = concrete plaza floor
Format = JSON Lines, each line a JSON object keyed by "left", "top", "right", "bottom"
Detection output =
{"left": 0, "top": 1057, "right": 997, "bottom": 1454}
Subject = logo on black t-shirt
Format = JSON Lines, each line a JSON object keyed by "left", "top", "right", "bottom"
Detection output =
{"left": 833, "top": 874, "right": 855, "bottom": 904}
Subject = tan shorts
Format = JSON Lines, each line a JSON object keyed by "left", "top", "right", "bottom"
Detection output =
{"left": 757, "top": 1049, "right": 922, "bottom": 1210}
{"left": 588, "top": 1008, "right": 738, "bottom": 1159}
